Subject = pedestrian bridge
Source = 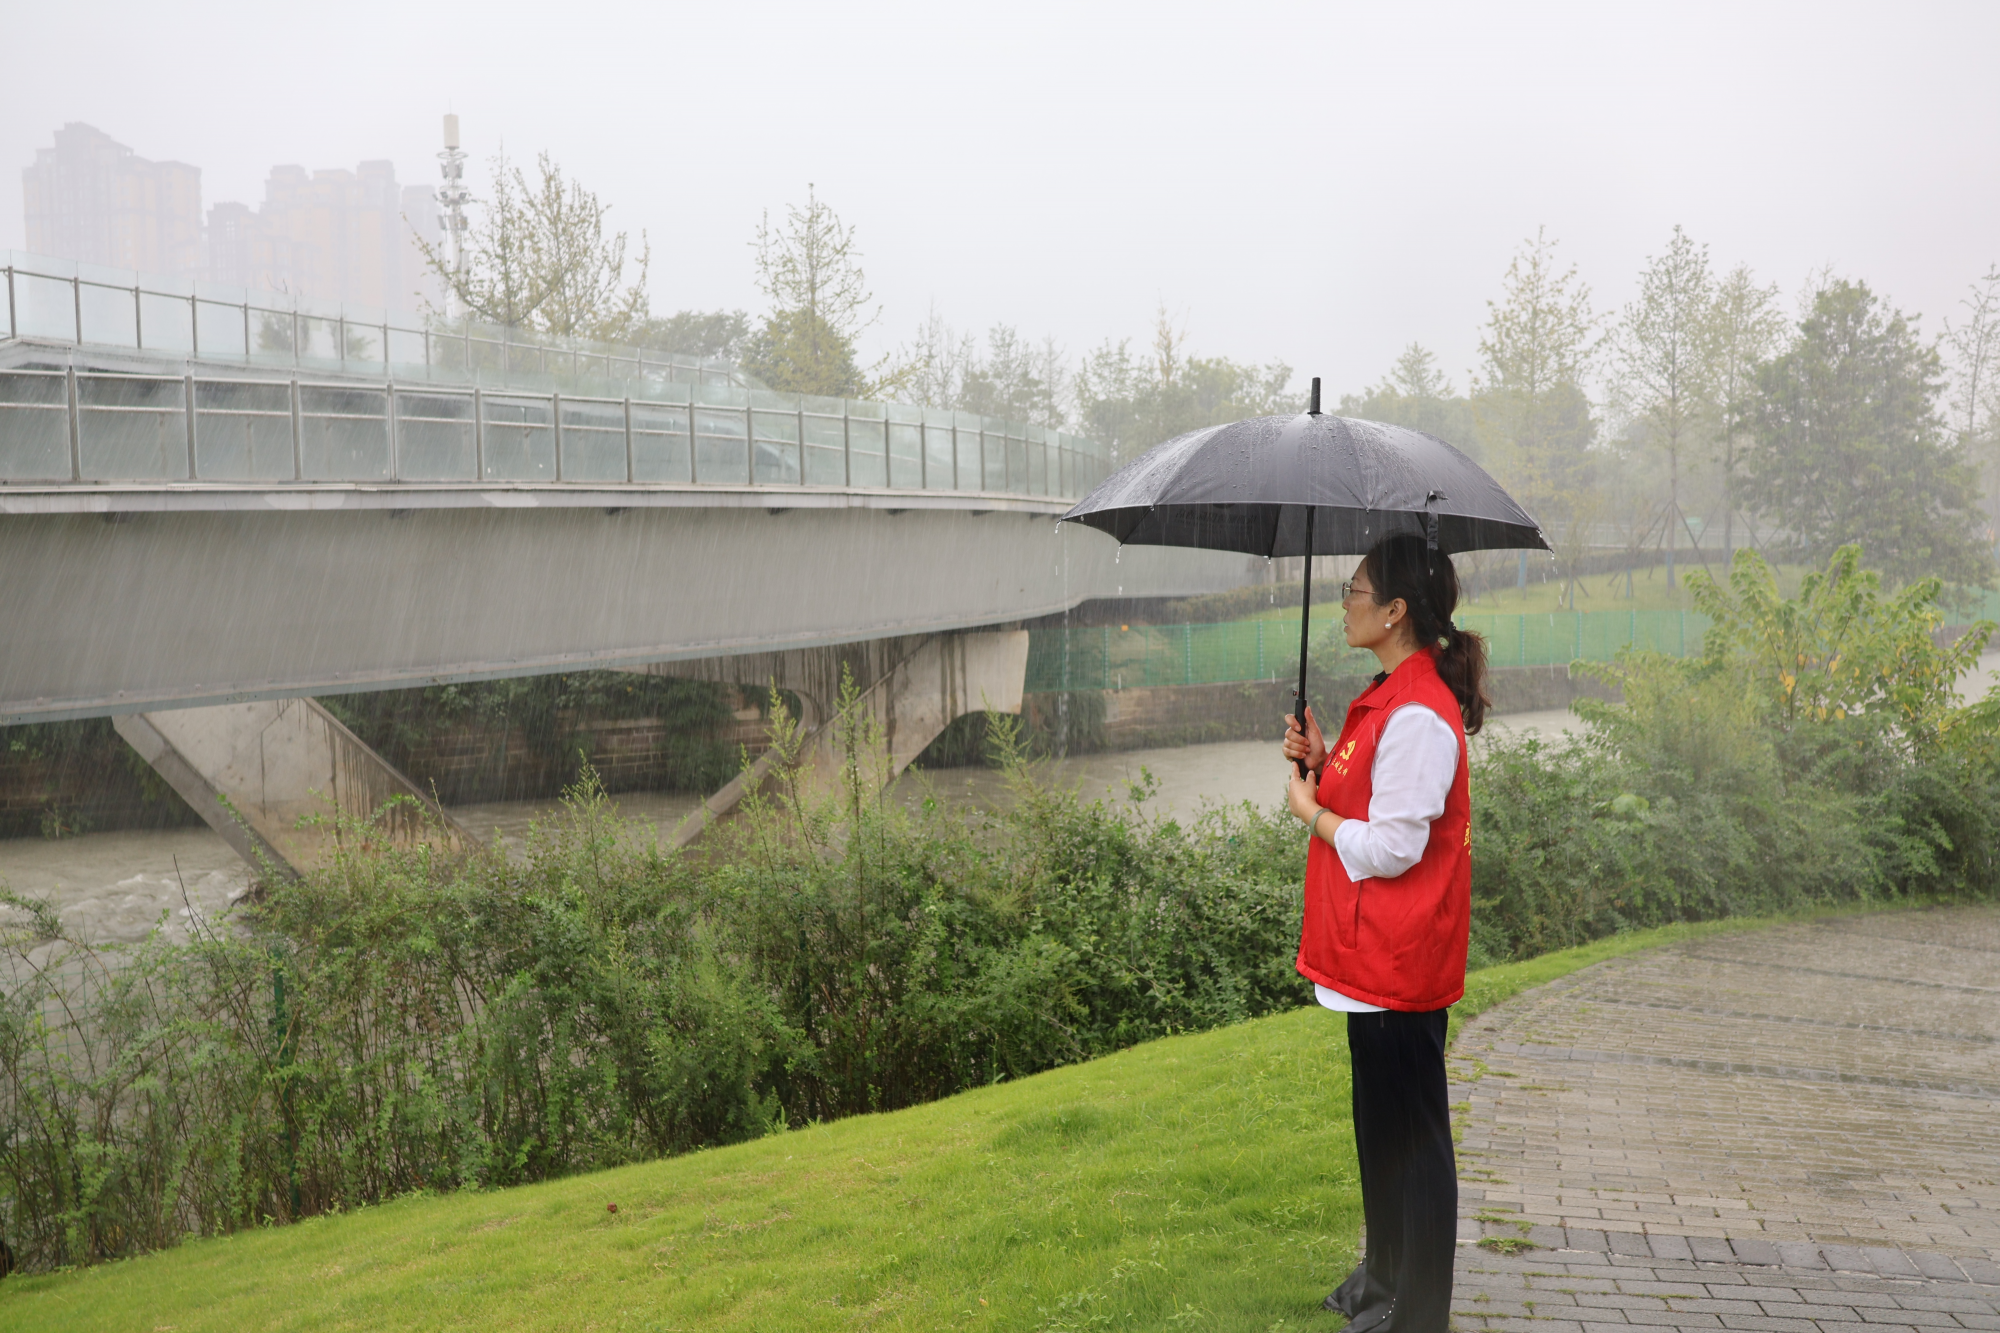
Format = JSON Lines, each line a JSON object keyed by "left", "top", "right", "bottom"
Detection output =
{"left": 0, "top": 252, "right": 1255, "bottom": 726}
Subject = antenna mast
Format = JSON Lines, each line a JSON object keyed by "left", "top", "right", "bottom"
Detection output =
{"left": 436, "top": 113, "right": 470, "bottom": 316}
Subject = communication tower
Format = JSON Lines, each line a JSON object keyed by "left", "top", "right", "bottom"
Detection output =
{"left": 436, "top": 114, "right": 470, "bottom": 315}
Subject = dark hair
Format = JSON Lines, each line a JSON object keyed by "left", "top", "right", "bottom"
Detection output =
{"left": 1360, "top": 533, "right": 1491, "bottom": 735}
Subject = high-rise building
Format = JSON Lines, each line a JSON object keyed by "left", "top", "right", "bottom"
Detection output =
{"left": 22, "top": 123, "right": 204, "bottom": 274}
{"left": 21, "top": 124, "right": 440, "bottom": 313}
{"left": 204, "top": 162, "right": 439, "bottom": 311}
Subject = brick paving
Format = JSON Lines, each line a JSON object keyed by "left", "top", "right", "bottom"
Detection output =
{"left": 1442, "top": 906, "right": 2000, "bottom": 1331}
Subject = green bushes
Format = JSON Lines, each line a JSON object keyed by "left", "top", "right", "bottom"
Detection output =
{"left": 1467, "top": 546, "right": 2000, "bottom": 966}
{"left": 0, "top": 707, "right": 1312, "bottom": 1272}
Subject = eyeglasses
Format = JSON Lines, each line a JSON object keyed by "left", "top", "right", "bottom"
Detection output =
{"left": 1340, "top": 580, "right": 1374, "bottom": 601}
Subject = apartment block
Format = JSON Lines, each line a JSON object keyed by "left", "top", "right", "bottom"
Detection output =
{"left": 23, "top": 122, "right": 204, "bottom": 274}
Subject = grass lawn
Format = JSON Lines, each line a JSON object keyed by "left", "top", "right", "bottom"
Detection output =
{"left": 0, "top": 916, "right": 1802, "bottom": 1332}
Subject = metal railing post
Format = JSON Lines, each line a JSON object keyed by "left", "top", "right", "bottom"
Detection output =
{"left": 66, "top": 364, "right": 81, "bottom": 481}
{"left": 5, "top": 266, "right": 14, "bottom": 340}
{"left": 381, "top": 320, "right": 389, "bottom": 372}
{"left": 745, "top": 402, "right": 754, "bottom": 483}
{"left": 189, "top": 294, "right": 199, "bottom": 358}
{"left": 386, "top": 383, "right": 399, "bottom": 480}
{"left": 242, "top": 299, "right": 250, "bottom": 362}
{"left": 289, "top": 377, "right": 303, "bottom": 480}
{"left": 797, "top": 400, "right": 806, "bottom": 484}
{"left": 184, "top": 373, "right": 196, "bottom": 479}
{"left": 623, "top": 396, "right": 634, "bottom": 483}
{"left": 842, "top": 399, "right": 852, "bottom": 487}
{"left": 552, "top": 390, "right": 563, "bottom": 481}
{"left": 133, "top": 281, "right": 144, "bottom": 350}
{"left": 473, "top": 387, "right": 484, "bottom": 480}
{"left": 291, "top": 308, "right": 300, "bottom": 367}
{"left": 686, "top": 400, "right": 696, "bottom": 481}
{"left": 72, "top": 276, "right": 82, "bottom": 343}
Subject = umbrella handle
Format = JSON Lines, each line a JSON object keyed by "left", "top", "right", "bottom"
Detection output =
{"left": 1295, "top": 503, "right": 1315, "bottom": 781}
{"left": 1294, "top": 693, "right": 1311, "bottom": 780}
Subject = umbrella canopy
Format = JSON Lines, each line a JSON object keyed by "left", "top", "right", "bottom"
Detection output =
{"left": 1058, "top": 384, "right": 1547, "bottom": 776}
{"left": 1061, "top": 408, "right": 1547, "bottom": 558}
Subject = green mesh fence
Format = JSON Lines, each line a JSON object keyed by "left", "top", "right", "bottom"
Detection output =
{"left": 1022, "top": 588, "right": 2000, "bottom": 694}
{"left": 1023, "top": 610, "right": 1715, "bottom": 693}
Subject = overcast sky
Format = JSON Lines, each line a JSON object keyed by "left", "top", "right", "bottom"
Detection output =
{"left": 7, "top": 0, "right": 1997, "bottom": 396}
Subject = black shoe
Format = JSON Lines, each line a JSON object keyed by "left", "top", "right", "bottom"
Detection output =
{"left": 1330, "top": 1300, "right": 1392, "bottom": 1333}
{"left": 1323, "top": 1262, "right": 1392, "bottom": 1326}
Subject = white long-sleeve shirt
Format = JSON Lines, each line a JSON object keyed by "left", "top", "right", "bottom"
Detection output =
{"left": 1313, "top": 702, "right": 1461, "bottom": 1014}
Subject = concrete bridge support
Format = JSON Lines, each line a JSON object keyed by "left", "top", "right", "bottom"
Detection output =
{"left": 113, "top": 699, "right": 475, "bottom": 879}
{"left": 641, "top": 629, "right": 1029, "bottom": 846}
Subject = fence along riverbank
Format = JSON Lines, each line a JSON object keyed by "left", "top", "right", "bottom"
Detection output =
{"left": 1024, "top": 593, "right": 2000, "bottom": 693}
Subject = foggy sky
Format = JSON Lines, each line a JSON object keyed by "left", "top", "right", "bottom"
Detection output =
{"left": 6, "top": 0, "right": 1998, "bottom": 398}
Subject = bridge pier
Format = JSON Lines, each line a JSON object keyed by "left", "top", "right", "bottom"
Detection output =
{"left": 113, "top": 699, "right": 475, "bottom": 880}
{"left": 636, "top": 629, "right": 1030, "bottom": 846}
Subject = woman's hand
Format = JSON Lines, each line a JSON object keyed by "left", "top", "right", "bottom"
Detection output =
{"left": 1288, "top": 771, "right": 1324, "bottom": 827}
{"left": 1282, "top": 703, "right": 1327, "bottom": 773}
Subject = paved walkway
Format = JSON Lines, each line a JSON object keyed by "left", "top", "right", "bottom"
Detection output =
{"left": 1447, "top": 906, "right": 2000, "bottom": 1330}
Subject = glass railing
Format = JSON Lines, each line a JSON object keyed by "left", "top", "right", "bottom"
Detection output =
{"left": 0, "top": 249, "right": 1114, "bottom": 495}
{"left": 0, "top": 250, "right": 747, "bottom": 397}
{"left": 0, "top": 364, "right": 1111, "bottom": 495}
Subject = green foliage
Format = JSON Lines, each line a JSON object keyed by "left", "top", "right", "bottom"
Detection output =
{"left": 742, "top": 186, "right": 878, "bottom": 397}
{"left": 419, "top": 151, "right": 651, "bottom": 342}
{"left": 0, "top": 919, "right": 1794, "bottom": 1333}
{"left": 1337, "top": 343, "right": 1479, "bottom": 457}
{"left": 321, "top": 672, "right": 739, "bottom": 802}
{"left": 1684, "top": 545, "right": 1994, "bottom": 743}
{"left": 1073, "top": 309, "right": 1298, "bottom": 461}
{"left": 1736, "top": 279, "right": 1992, "bottom": 587}
{"left": 0, "top": 706, "right": 1311, "bottom": 1273}
{"left": 628, "top": 308, "right": 751, "bottom": 362}
{"left": 1468, "top": 545, "right": 2000, "bottom": 966}
{"left": 740, "top": 307, "right": 864, "bottom": 396}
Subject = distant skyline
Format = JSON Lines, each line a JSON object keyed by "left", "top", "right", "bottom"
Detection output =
{"left": 6, "top": 0, "right": 1997, "bottom": 395}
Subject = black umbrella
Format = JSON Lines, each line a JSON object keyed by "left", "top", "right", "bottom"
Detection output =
{"left": 1059, "top": 378, "right": 1548, "bottom": 774}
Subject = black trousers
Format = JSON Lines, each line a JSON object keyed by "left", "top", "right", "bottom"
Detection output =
{"left": 1332, "top": 1007, "right": 1457, "bottom": 1332}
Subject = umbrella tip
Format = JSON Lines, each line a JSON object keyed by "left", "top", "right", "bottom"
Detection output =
{"left": 1308, "top": 377, "right": 1321, "bottom": 416}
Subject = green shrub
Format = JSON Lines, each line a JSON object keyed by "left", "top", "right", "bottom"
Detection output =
{"left": 0, "top": 697, "right": 1310, "bottom": 1272}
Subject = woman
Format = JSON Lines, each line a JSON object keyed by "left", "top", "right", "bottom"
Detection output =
{"left": 1281, "top": 532, "right": 1488, "bottom": 1332}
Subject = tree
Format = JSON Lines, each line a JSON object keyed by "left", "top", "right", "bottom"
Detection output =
{"left": 1338, "top": 343, "right": 1478, "bottom": 452}
{"left": 740, "top": 185, "right": 879, "bottom": 397}
{"left": 1942, "top": 265, "right": 2000, "bottom": 542}
{"left": 1707, "top": 264, "right": 1786, "bottom": 554}
{"left": 1073, "top": 308, "right": 1296, "bottom": 462}
{"left": 1737, "top": 279, "right": 1991, "bottom": 587}
{"left": 419, "top": 151, "right": 650, "bottom": 342}
{"left": 628, "top": 309, "right": 750, "bottom": 362}
{"left": 1943, "top": 265, "right": 2000, "bottom": 443}
{"left": 896, "top": 312, "right": 1070, "bottom": 429}
{"left": 1473, "top": 228, "right": 1601, "bottom": 580}
{"left": 1472, "top": 228, "right": 1599, "bottom": 505}
{"left": 1613, "top": 226, "right": 1717, "bottom": 586}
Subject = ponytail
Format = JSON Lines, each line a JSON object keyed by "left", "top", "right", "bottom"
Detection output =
{"left": 1360, "top": 533, "right": 1494, "bottom": 735}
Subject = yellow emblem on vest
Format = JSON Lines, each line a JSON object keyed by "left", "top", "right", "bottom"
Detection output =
{"left": 1330, "top": 736, "right": 1358, "bottom": 776}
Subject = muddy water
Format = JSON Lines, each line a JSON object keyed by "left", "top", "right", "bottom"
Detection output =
{"left": 7, "top": 653, "right": 1992, "bottom": 946}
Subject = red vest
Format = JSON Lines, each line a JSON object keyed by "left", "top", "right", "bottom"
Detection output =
{"left": 1295, "top": 648, "right": 1471, "bottom": 1012}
